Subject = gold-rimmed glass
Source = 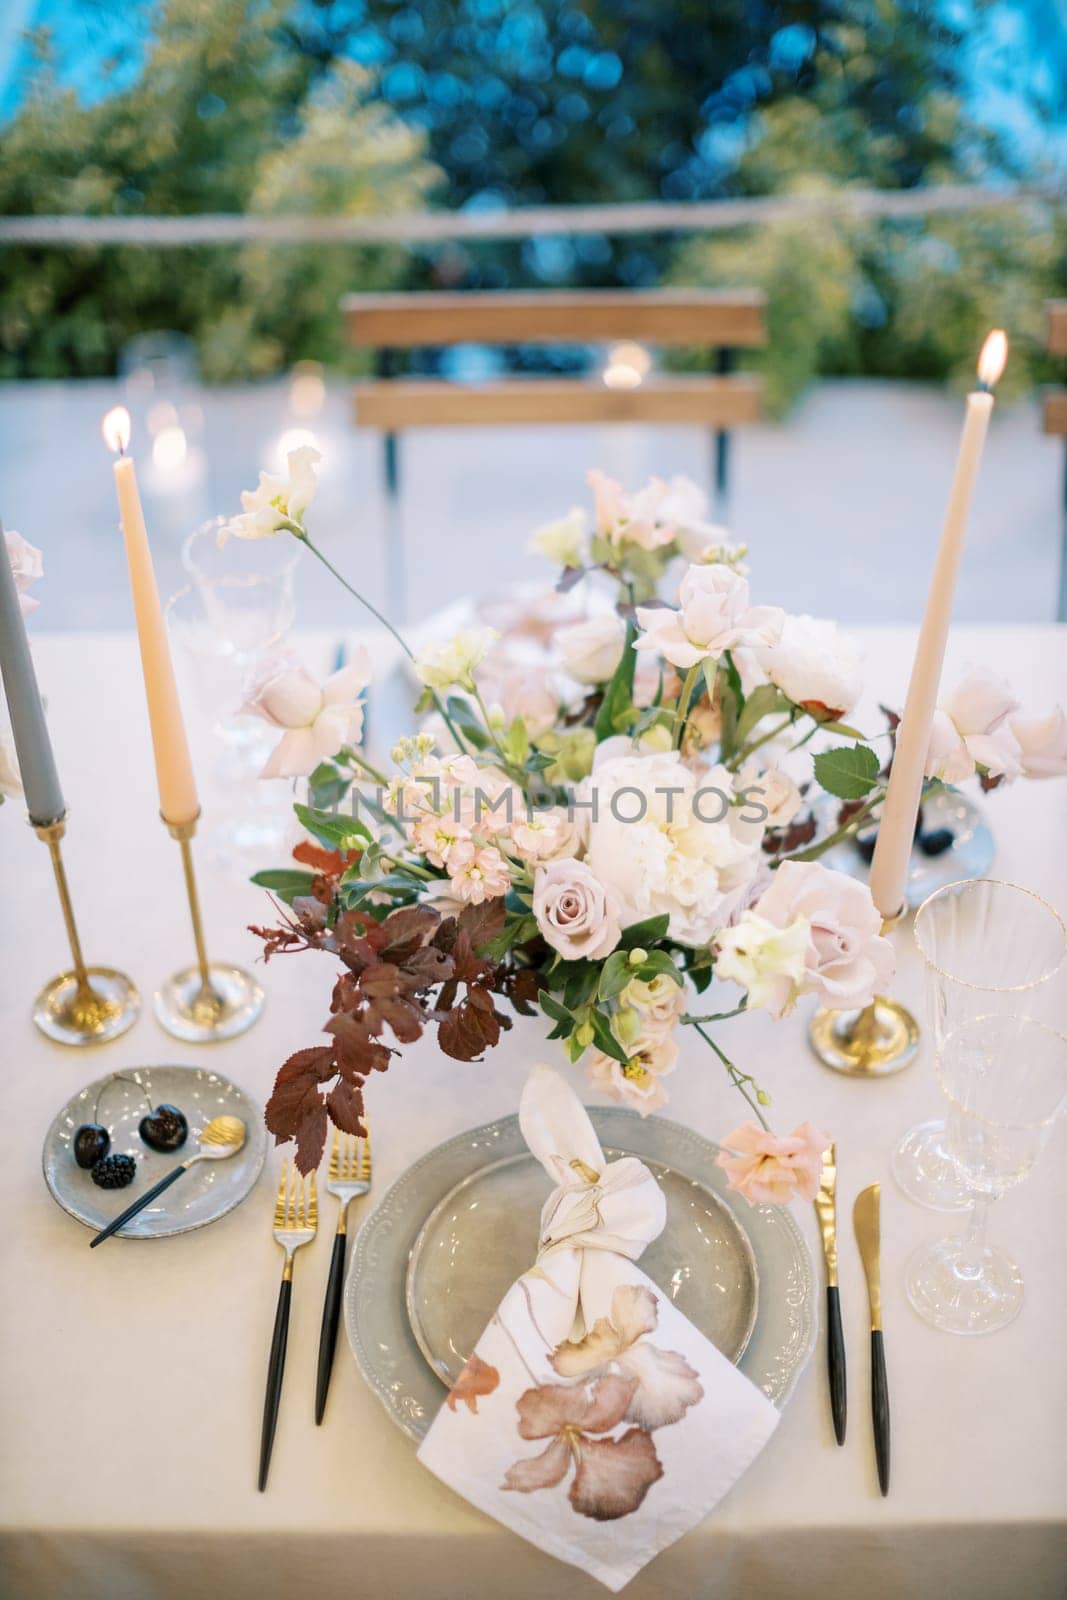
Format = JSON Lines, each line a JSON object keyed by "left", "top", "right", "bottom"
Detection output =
{"left": 893, "top": 879, "right": 1066, "bottom": 1210}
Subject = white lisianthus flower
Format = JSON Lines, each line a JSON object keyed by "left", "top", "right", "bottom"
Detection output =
{"left": 5, "top": 529, "right": 43, "bottom": 616}
{"left": 242, "top": 647, "right": 371, "bottom": 779}
{"left": 533, "top": 858, "right": 622, "bottom": 961}
{"left": 749, "top": 861, "right": 894, "bottom": 1011}
{"left": 528, "top": 508, "right": 587, "bottom": 569}
{"left": 414, "top": 627, "right": 499, "bottom": 692}
{"left": 555, "top": 613, "right": 627, "bottom": 685}
{"left": 923, "top": 668, "right": 1022, "bottom": 784}
{"left": 587, "top": 1025, "right": 679, "bottom": 1115}
{"left": 634, "top": 564, "right": 784, "bottom": 671}
{"left": 219, "top": 445, "right": 322, "bottom": 543}
{"left": 581, "top": 748, "right": 764, "bottom": 947}
{"left": 755, "top": 614, "right": 863, "bottom": 720}
{"left": 713, "top": 911, "right": 812, "bottom": 1019}
{"left": 619, "top": 971, "right": 687, "bottom": 1031}
{"left": 739, "top": 763, "right": 803, "bottom": 829}
{"left": 1011, "top": 706, "right": 1067, "bottom": 779}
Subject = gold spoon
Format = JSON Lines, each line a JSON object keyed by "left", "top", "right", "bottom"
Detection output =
{"left": 89, "top": 1115, "right": 246, "bottom": 1247}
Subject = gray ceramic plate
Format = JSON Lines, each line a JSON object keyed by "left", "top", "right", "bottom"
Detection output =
{"left": 819, "top": 787, "right": 994, "bottom": 908}
{"left": 405, "top": 1148, "right": 760, "bottom": 1388}
{"left": 346, "top": 1108, "right": 816, "bottom": 1443}
{"left": 42, "top": 1065, "right": 266, "bottom": 1238}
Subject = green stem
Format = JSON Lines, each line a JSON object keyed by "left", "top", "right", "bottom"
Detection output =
{"left": 690, "top": 1021, "right": 770, "bottom": 1130}
{"left": 681, "top": 1004, "right": 748, "bottom": 1024}
{"left": 339, "top": 745, "right": 391, "bottom": 788}
{"left": 673, "top": 662, "right": 702, "bottom": 749}
{"left": 300, "top": 533, "right": 469, "bottom": 755}
{"left": 784, "top": 788, "right": 884, "bottom": 863}
{"left": 728, "top": 713, "right": 795, "bottom": 770}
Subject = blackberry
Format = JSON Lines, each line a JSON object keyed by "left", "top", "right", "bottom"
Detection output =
{"left": 91, "top": 1153, "right": 137, "bottom": 1189}
{"left": 918, "top": 828, "right": 955, "bottom": 858}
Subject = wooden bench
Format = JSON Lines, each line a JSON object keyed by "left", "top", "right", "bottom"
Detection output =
{"left": 1043, "top": 301, "right": 1067, "bottom": 618}
{"left": 343, "top": 289, "right": 766, "bottom": 617}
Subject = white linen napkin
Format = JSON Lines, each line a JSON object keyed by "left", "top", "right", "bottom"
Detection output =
{"left": 417, "top": 1064, "right": 780, "bottom": 1591}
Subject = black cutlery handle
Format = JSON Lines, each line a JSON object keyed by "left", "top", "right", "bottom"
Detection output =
{"left": 871, "top": 1328, "right": 890, "bottom": 1496}
{"left": 826, "top": 1285, "right": 847, "bottom": 1445}
{"left": 258, "top": 1275, "right": 292, "bottom": 1492}
{"left": 88, "top": 1163, "right": 187, "bottom": 1247}
{"left": 315, "top": 1231, "right": 348, "bottom": 1425}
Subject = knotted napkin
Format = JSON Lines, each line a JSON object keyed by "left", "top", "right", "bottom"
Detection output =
{"left": 417, "top": 1065, "right": 780, "bottom": 1590}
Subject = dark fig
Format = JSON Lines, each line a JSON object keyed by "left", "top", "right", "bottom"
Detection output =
{"left": 74, "top": 1123, "right": 110, "bottom": 1169}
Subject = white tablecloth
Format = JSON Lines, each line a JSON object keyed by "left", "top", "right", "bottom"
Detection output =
{"left": 2, "top": 625, "right": 1066, "bottom": 1600}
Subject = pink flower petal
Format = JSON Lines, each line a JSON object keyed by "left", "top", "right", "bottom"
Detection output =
{"left": 569, "top": 1429, "right": 664, "bottom": 1520}
{"left": 501, "top": 1433, "right": 572, "bottom": 1494}
{"left": 259, "top": 727, "right": 321, "bottom": 779}
{"left": 514, "top": 1373, "right": 636, "bottom": 1440}
{"left": 620, "top": 1342, "right": 704, "bottom": 1429}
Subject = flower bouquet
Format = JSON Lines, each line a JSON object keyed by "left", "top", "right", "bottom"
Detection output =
{"left": 229, "top": 450, "right": 1066, "bottom": 1204}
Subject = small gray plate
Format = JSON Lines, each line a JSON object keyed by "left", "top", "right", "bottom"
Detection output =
{"left": 42, "top": 1064, "right": 266, "bottom": 1239}
{"left": 346, "top": 1107, "right": 816, "bottom": 1443}
{"left": 405, "top": 1148, "right": 759, "bottom": 1389}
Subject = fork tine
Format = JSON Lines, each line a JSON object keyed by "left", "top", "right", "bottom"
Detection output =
{"left": 308, "top": 1170, "right": 318, "bottom": 1228}
{"left": 288, "top": 1164, "right": 299, "bottom": 1228}
{"left": 329, "top": 1126, "right": 341, "bottom": 1181}
{"left": 342, "top": 1131, "right": 356, "bottom": 1180}
{"left": 273, "top": 1161, "right": 289, "bottom": 1227}
{"left": 360, "top": 1122, "right": 372, "bottom": 1183}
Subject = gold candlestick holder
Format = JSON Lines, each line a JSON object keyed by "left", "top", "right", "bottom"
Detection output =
{"left": 807, "top": 909, "right": 919, "bottom": 1077}
{"left": 32, "top": 816, "right": 140, "bottom": 1046}
{"left": 156, "top": 813, "right": 264, "bottom": 1043}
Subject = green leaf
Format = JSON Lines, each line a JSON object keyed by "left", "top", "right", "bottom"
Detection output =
{"left": 597, "top": 950, "right": 633, "bottom": 1000}
{"left": 444, "top": 696, "right": 490, "bottom": 751}
{"left": 817, "top": 720, "right": 866, "bottom": 740}
{"left": 561, "top": 961, "right": 600, "bottom": 1011}
{"left": 619, "top": 914, "right": 670, "bottom": 949}
{"left": 718, "top": 678, "right": 740, "bottom": 761}
{"left": 340, "top": 873, "right": 421, "bottom": 910}
{"left": 308, "top": 762, "right": 352, "bottom": 810}
{"left": 812, "top": 743, "right": 881, "bottom": 800}
{"left": 293, "top": 802, "right": 370, "bottom": 851}
{"left": 633, "top": 950, "right": 684, "bottom": 986}
{"left": 504, "top": 716, "right": 530, "bottom": 767}
{"left": 735, "top": 684, "right": 792, "bottom": 745}
{"left": 594, "top": 618, "right": 637, "bottom": 741}
{"left": 539, "top": 991, "right": 574, "bottom": 1042}
{"left": 250, "top": 868, "right": 316, "bottom": 906}
{"left": 590, "top": 1008, "right": 629, "bottom": 1064}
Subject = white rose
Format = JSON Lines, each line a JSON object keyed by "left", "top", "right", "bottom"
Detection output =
{"left": 219, "top": 445, "right": 321, "bottom": 542}
{"left": 415, "top": 626, "right": 499, "bottom": 692}
{"left": 1011, "top": 706, "right": 1067, "bottom": 779}
{"left": 555, "top": 613, "right": 627, "bottom": 685}
{"left": 635, "top": 563, "right": 783, "bottom": 670}
{"left": 713, "top": 911, "right": 812, "bottom": 1018}
{"left": 581, "top": 748, "right": 764, "bottom": 947}
{"left": 923, "top": 668, "right": 1022, "bottom": 784}
{"left": 751, "top": 860, "right": 894, "bottom": 1010}
{"left": 0, "top": 725, "right": 22, "bottom": 799}
{"left": 756, "top": 614, "right": 863, "bottom": 720}
{"left": 739, "top": 763, "right": 803, "bottom": 829}
{"left": 528, "top": 508, "right": 587, "bottom": 569}
{"left": 5, "top": 529, "right": 43, "bottom": 616}
{"left": 533, "top": 858, "right": 622, "bottom": 961}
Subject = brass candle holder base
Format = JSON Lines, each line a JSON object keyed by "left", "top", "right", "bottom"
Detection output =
{"left": 807, "top": 907, "right": 919, "bottom": 1078}
{"left": 155, "top": 814, "right": 264, "bottom": 1043}
{"left": 32, "top": 818, "right": 140, "bottom": 1047}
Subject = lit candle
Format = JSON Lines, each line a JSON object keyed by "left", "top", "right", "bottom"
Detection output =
{"left": 0, "top": 525, "right": 65, "bottom": 824}
{"left": 869, "top": 331, "right": 1008, "bottom": 920}
{"left": 102, "top": 407, "right": 199, "bottom": 826}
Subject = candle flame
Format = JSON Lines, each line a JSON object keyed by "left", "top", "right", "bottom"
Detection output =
{"left": 102, "top": 406, "right": 131, "bottom": 454}
{"left": 977, "top": 330, "right": 1008, "bottom": 389}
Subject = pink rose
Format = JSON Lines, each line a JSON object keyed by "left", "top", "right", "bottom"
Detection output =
{"left": 924, "top": 668, "right": 1022, "bottom": 784}
{"left": 717, "top": 1120, "right": 829, "bottom": 1205}
{"left": 242, "top": 648, "right": 371, "bottom": 778}
{"left": 5, "top": 529, "right": 43, "bottom": 616}
{"left": 635, "top": 564, "right": 783, "bottom": 670}
{"left": 753, "top": 859, "right": 894, "bottom": 1010}
{"left": 533, "top": 858, "right": 621, "bottom": 961}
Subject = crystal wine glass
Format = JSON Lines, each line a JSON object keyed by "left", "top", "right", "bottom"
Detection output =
{"left": 893, "top": 879, "right": 1066, "bottom": 1211}
{"left": 904, "top": 1012, "right": 1067, "bottom": 1334}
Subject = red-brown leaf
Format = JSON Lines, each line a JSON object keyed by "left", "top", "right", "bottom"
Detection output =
{"left": 326, "top": 1077, "right": 366, "bottom": 1137}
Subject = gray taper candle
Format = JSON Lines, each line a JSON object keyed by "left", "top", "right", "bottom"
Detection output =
{"left": 0, "top": 523, "right": 65, "bottom": 824}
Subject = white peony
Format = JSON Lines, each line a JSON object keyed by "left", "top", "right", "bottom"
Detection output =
{"left": 528, "top": 508, "right": 587, "bottom": 569}
{"left": 713, "top": 911, "right": 812, "bottom": 1018}
{"left": 635, "top": 564, "right": 783, "bottom": 671}
{"left": 555, "top": 613, "right": 627, "bottom": 685}
{"left": 749, "top": 860, "right": 894, "bottom": 1011}
{"left": 415, "top": 627, "right": 499, "bottom": 692}
{"left": 755, "top": 614, "right": 863, "bottom": 720}
{"left": 924, "top": 668, "right": 1022, "bottom": 784}
{"left": 1011, "top": 706, "right": 1067, "bottom": 779}
{"left": 580, "top": 748, "right": 764, "bottom": 947}
{"left": 219, "top": 445, "right": 321, "bottom": 542}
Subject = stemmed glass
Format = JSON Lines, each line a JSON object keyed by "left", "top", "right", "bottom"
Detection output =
{"left": 904, "top": 1011, "right": 1067, "bottom": 1334}
{"left": 893, "top": 879, "right": 1066, "bottom": 1210}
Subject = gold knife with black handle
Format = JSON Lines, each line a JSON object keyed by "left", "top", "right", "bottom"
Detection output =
{"left": 813, "top": 1143, "right": 846, "bottom": 1445}
{"left": 854, "top": 1183, "right": 890, "bottom": 1495}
